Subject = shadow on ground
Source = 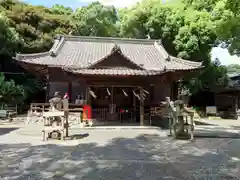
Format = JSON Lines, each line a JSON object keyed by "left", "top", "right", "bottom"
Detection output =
{"left": 151, "top": 116, "right": 216, "bottom": 129}
{"left": 194, "top": 120, "right": 216, "bottom": 126}
{"left": 0, "top": 131, "right": 240, "bottom": 179}
{"left": 195, "top": 125, "right": 240, "bottom": 139}
{"left": 67, "top": 133, "right": 89, "bottom": 140}
{"left": 0, "top": 128, "right": 19, "bottom": 136}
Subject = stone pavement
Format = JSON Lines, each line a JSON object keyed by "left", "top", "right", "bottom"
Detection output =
{"left": 0, "top": 123, "right": 240, "bottom": 179}
{"left": 195, "top": 118, "right": 240, "bottom": 128}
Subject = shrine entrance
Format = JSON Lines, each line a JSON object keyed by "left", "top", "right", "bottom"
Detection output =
{"left": 89, "top": 85, "right": 147, "bottom": 125}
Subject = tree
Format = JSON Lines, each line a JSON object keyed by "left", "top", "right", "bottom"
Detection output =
{"left": 215, "top": 0, "right": 240, "bottom": 56}
{"left": 227, "top": 64, "right": 240, "bottom": 74}
{"left": 119, "top": 0, "right": 227, "bottom": 93}
{"left": 50, "top": 4, "right": 73, "bottom": 15}
{"left": 73, "top": 2, "right": 119, "bottom": 37}
{"left": 182, "top": 0, "right": 221, "bottom": 12}
{"left": 1, "top": 0, "right": 75, "bottom": 53}
{"left": 0, "top": 73, "right": 25, "bottom": 105}
{"left": 0, "top": 0, "right": 230, "bottom": 101}
{"left": 185, "top": 60, "right": 228, "bottom": 94}
{"left": 0, "top": 12, "right": 20, "bottom": 56}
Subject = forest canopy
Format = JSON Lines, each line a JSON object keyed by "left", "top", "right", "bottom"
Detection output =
{"left": 0, "top": 0, "right": 238, "bottom": 104}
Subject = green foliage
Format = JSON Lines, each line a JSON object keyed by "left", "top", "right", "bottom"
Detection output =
{"left": 227, "top": 64, "right": 240, "bottom": 74}
{"left": 72, "top": 2, "right": 119, "bottom": 37}
{"left": 0, "top": 12, "right": 20, "bottom": 56}
{"left": 119, "top": 0, "right": 226, "bottom": 93}
{"left": 0, "top": 0, "right": 234, "bottom": 101}
{"left": 215, "top": 0, "right": 240, "bottom": 56}
{"left": 50, "top": 4, "right": 73, "bottom": 15}
{"left": 182, "top": 0, "right": 221, "bottom": 12}
{"left": 186, "top": 60, "right": 229, "bottom": 93}
{"left": 0, "top": 73, "right": 25, "bottom": 105}
{"left": 1, "top": 0, "right": 75, "bottom": 53}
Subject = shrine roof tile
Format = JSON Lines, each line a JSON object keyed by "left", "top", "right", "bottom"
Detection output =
{"left": 15, "top": 35, "right": 203, "bottom": 73}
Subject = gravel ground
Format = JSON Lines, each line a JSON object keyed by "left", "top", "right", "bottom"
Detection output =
{"left": 0, "top": 122, "right": 240, "bottom": 179}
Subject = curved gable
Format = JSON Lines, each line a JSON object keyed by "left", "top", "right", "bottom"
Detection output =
{"left": 88, "top": 45, "right": 145, "bottom": 70}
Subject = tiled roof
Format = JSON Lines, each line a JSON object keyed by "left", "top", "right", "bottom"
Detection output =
{"left": 63, "top": 67, "right": 168, "bottom": 76}
{"left": 15, "top": 35, "right": 203, "bottom": 73}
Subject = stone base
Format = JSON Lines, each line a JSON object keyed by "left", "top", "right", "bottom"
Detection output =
{"left": 49, "top": 131, "right": 61, "bottom": 139}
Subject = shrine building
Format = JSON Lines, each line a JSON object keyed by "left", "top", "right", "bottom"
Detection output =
{"left": 14, "top": 35, "right": 202, "bottom": 125}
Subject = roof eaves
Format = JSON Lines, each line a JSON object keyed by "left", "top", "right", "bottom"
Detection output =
{"left": 15, "top": 35, "right": 65, "bottom": 61}
{"left": 228, "top": 73, "right": 240, "bottom": 79}
{"left": 170, "top": 56, "right": 203, "bottom": 68}
{"left": 63, "top": 67, "right": 174, "bottom": 76}
{"left": 15, "top": 52, "right": 50, "bottom": 61}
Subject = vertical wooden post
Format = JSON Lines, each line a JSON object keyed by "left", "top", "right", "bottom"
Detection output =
{"left": 63, "top": 98, "right": 69, "bottom": 138}
{"left": 235, "top": 96, "right": 238, "bottom": 111}
{"left": 45, "top": 75, "right": 49, "bottom": 102}
{"left": 68, "top": 81, "right": 72, "bottom": 103}
{"left": 133, "top": 91, "right": 136, "bottom": 122}
{"left": 111, "top": 86, "right": 114, "bottom": 105}
{"left": 190, "top": 115, "right": 194, "bottom": 140}
{"left": 85, "top": 86, "right": 89, "bottom": 104}
{"left": 85, "top": 86, "right": 91, "bottom": 105}
{"left": 140, "top": 87, "right": 144, "bottom": 126}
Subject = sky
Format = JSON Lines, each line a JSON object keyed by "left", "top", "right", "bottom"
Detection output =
{"left": 22, "top": 0, "right": 240, "bottom": 66}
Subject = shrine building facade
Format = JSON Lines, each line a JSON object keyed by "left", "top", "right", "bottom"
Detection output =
{"left": 15, "top": 35, "right": 202, "bottom": 125}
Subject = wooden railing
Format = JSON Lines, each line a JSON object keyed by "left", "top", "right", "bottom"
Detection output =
{"left": 30, "top": 103, "right": 83, "bottom": 112}
{"left": 0, "top": 104, "right": 18, "bottom": 120}
{"left": 150, "top": 106, "right": 168, "bottom": 117}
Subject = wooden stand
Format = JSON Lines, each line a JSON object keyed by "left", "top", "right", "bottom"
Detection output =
{"left": 42, "top": 98, "right": 70, "bottom": 141}
{"left": 164, "top": 97, "right": 195, "bottom": 140}
{"left": 42, "top": 111, "right": 66, "bottom": 141}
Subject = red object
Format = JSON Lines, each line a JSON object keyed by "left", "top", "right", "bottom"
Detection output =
{"left": 63, "top": 92, "right": 69, "bottom": 99}
{"left": 83, "top": 105, "right": 92, "bottom": 120}
{"left": 120, "top": 109, "right": 124, "bottom": 113}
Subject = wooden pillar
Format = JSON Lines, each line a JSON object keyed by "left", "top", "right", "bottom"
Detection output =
{"left": 140, "top": 87, "right": 144, "bottom": 126}
{"left": 171, "top": 81, "right": 178, "bottom": 101}
{"left": 68, "top": 81, "right": 72, "bottom": 102}
{"left": 45, "top": 75, "right": 50, "bottom": 102}
{"left": 111, "top": 86, "right": 114, "bottom": 105}
{"left": 86, "top": 86, "right": 91, "bottom": 105}
{"left": 63, "top": 98, "right": 69, "bottom": 137}
{"left": 133, "top": 92, "right": 136, "bottom": 122}
{"left": 235, "top": 96, "right": 238, "bottom": 111}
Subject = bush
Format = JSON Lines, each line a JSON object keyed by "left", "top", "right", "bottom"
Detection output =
{"left": 0, "top": 72, "right": 25, "bottom": 105}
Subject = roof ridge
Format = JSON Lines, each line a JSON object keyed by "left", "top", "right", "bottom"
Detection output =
{"left": 49, "top": 36, "right": 65, "bottom": 56}
{"left": 61, "top": 35, "right": 159, "bottom": 44}
{"left": 170, "top": 56, "right": 202, "bottom": 67}
{"left": 16, "top": 52, "right": 50, "bottom": 60}
{"left": 154, "top": 41, "right": 170, "bottom": 61}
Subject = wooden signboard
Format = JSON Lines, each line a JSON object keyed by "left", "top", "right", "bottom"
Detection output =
{"left": 206, "top": 106, "right": 217, "bottom": 116}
